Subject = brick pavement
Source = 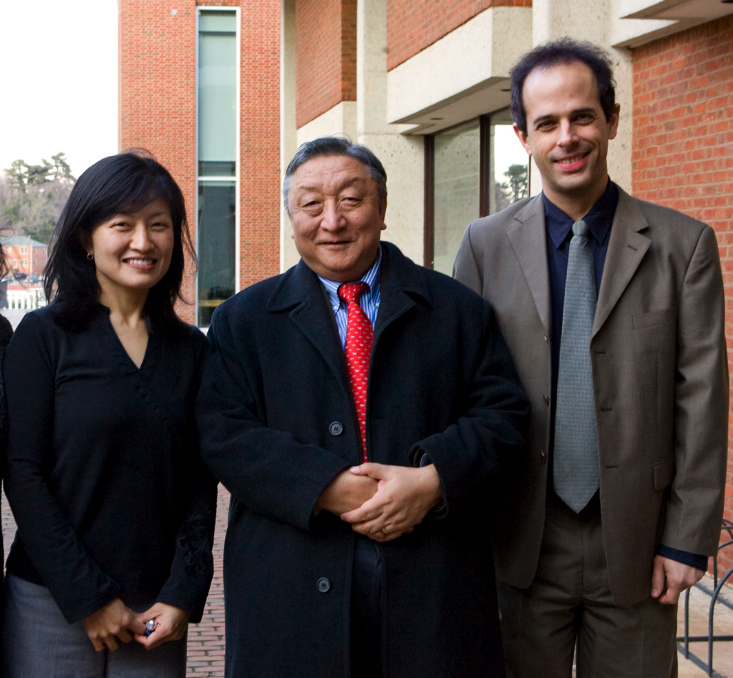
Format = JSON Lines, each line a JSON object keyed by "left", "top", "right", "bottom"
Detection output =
{"left": 186, "top": 484, "right": 228, "bottom": 677}
{"left": 6, "top": 484, "right": 733, "bottom": 676}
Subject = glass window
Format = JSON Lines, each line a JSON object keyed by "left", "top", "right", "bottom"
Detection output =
{"left": 489, "top": 109, "right": 530, "bottom": 214}
{"left": 432, "top": 120, "right": 481, "bottom": 276}
{"left": 427, "top": 108, "right": 530, "bottom": 273}
{"left": 197, "top": 8, "right": 237, "bottom": 327}
{"left": 197, "top": 182, "right": 236, "bottom": 327}
{"left": 198, "top": 10, "right": 237, "bottom": 177}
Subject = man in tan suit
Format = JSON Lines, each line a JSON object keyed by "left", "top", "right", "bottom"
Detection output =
{"left": 454, "top": 39, "right": 728, "bottom": 678}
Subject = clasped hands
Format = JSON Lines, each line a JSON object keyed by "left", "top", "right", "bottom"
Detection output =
{"left": 316, "top": 462, "right": 443, "bottom": 542}
{"left": 82, "top": 598, "right": 190, "bottom": 652}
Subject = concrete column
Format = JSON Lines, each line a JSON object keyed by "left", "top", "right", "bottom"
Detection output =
{"left": 533, "top": 0, "right": 611, "bottom": 45}
{"left": 356, "top": 0, "right": 424, "bottom": 264}
{"left": 280, "top": 0, "right": 300, "bottom": 271}
{"left": 529, "top": 0, "right": 632, "bottom": 192}
{"left": 607, "top": 49, "right": 632, "bottom": 193}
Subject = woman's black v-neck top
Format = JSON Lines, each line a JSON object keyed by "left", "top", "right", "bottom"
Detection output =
{"left": 3, "top": 303, "right": 216, "bottom": 625}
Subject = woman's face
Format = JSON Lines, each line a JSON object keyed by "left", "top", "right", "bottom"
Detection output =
{"left": 87, "top": 198, "right": 175, "bottom": 303}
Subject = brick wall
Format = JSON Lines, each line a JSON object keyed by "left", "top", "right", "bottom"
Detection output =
{"left": 295, "top": 0, "right": 357, "bottom": 127}
{"left": 4, "top": 242, "right": 47, "bottom": 278}
{"left": 386, "top": 0, "right": 531, "bottom": 71}
{"left": 119, "top": 0, "right": 280, "bottom": 323}
{"left": 632, "top": 15, "right": 733, "bottom": 573}
{"left": 119, "top": 0, "right": 198, "bottom": 321}
{"left": 232, "top": 0, "right": 281, "bottom": 290}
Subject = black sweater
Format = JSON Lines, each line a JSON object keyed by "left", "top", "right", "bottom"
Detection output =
{"left": 4, "top": 303, "right": 216, "bottom": 624}
{"left": 0, "top": 313, "right": 14, "bottom": 584}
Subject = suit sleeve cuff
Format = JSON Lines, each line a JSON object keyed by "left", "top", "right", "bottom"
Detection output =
{"left": 658, "top": 545, "right": 708, "bottom": 571}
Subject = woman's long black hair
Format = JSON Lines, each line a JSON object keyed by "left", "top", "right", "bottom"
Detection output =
{"left": 44, "top": 152, "right": 195, "bottom": 333}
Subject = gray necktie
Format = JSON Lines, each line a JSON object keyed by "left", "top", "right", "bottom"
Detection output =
{"left": 553, "top": 219, "right": 599, "bottom": 513}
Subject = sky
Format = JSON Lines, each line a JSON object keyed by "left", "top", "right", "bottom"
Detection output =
{"left": 0, "top": 0, "right": 119, "bottom": 179}
{"left": 494, "top": 124, "right": 529, "bottom": 181}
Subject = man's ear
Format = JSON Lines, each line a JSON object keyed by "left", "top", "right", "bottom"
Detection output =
{"left": 513, "top": 123, "right": 532, "bottom": 157}
{"left": 608, "top": 104, "right": 621, "bottom": 141}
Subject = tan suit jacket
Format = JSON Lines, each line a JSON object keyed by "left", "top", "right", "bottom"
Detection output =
{"left": 454, "top": 186, "right": 728, "bottom": 606}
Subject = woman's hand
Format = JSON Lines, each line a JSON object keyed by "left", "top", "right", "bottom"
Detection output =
{"left": 81, "top": 598, "right": 147, "bottom": 651}
{"left": 134, "top": 602, "right": 191, "bottom": 650}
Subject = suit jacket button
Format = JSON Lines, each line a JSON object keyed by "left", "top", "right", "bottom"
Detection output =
{"left": 540, "top": 451, "right": 547, "bottom": 461}
{"left": 543, "top": 394, "right": 550, "bottom": 406}
{"left": 329, "top": 421, "right": 343, "bottom": 436}
{"left": 317, "top": 577, "right": 331, "bottom": 593}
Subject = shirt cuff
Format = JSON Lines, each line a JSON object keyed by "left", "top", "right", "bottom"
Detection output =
{"left": 657, "top": 545, "right": 708, "bottom": 572}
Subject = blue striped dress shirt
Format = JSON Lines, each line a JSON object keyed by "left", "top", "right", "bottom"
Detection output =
{"left": 318, "top": 247, "right": 382, "bottom": 349}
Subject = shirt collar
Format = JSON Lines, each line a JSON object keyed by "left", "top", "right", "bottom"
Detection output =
{"left": 318, "top": 246, "right": 382, "bottom": 312}
{"left": 543, "top": 180, "right": 618, "bottom": 250}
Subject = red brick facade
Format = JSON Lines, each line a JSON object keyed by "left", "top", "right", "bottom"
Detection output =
{"left": 295, "top": 0, "right": 357, "bottom": 128}
{"left": 119, "top": 0, "right": 197, "bottom": 319}
{"left": 119, "top": 0, "right": 280, "bottom": 323}
{"left": 232, "top": 0, "right": 281, "bottom": 291}
{"left": 632, "top": 15, "right": 733, "bottom": 571}
{"left": 386, "top": 0, "right": 532, "bottom": 71}
{"left": 4, "top": 238, "right": 47, "bottom": 278}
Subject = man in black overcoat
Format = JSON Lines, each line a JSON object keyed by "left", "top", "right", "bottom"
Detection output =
{"left": 197, "top": 137, "right": 530, "bottom": 678}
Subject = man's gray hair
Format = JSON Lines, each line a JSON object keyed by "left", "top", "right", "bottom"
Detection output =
{"left": 282, "top": 137, "right": 387, "bottom": 215}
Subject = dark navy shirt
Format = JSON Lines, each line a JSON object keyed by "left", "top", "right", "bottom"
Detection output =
{"left": 543, "top": 180, "right": 707, "bottom": 571}
{"left": 544, "top": 179, "right": 617, "bottom": 399}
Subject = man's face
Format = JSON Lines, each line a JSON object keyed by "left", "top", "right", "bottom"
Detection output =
{"left": 514, "top": 61, "right": 620, "bottom": 210}
{"left": 287, "top": 155, "right": 386, "bottom": 282}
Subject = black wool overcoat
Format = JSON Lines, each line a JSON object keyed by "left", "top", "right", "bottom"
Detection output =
{"left": 197, "top": 242, "right": 530, "bottom": 678}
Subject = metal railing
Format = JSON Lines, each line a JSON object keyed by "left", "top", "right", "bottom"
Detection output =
{"left": 677, "top": 519, "right": 733, "bottom": 677}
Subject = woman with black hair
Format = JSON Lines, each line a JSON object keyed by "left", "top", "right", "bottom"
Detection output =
{"left": 2, "top": 152, "right": 216, "bottom": 677}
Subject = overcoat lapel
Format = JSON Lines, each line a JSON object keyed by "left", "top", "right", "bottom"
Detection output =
{"left": 267, "top": 244, "right": 432, "bottom": 392}
{"left": 507, "top": 195, "right": 552, "bottom": 333}
{"left": 267, "top": 261, "right": 351, "bottom": 393}
{"left": 593, "top": 189, "right": 651, "bottom": 335}
{"left": 373, "top": 243, "right": 428, "bottom": 346}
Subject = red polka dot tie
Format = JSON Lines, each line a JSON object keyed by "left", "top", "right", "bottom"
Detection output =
{"left": 338, "top": 282, "right": 373, "bottom": 463}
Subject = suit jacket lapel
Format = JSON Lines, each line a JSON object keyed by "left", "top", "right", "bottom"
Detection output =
{"left": 593, "top": 188, "right": 651, "bottom": 335}
{"left": 507, "top": 195, "right": 552, "bottom": 333}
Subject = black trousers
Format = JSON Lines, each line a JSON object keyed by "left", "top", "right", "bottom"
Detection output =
{"left": 351, "top": 537, "right": 383, "bottom": 678}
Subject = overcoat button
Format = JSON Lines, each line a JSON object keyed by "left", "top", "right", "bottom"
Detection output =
{"left": 329, "top": 421, "right": 344, "bottom": 436}
{"left": 542, "top": 394, "right": 550, "bottom": 406}
{"left": 540, "top": 451, "right": 547, "bottom": 461}
{"left": 317, "top": 577, "right": 331, "bottom": 593}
